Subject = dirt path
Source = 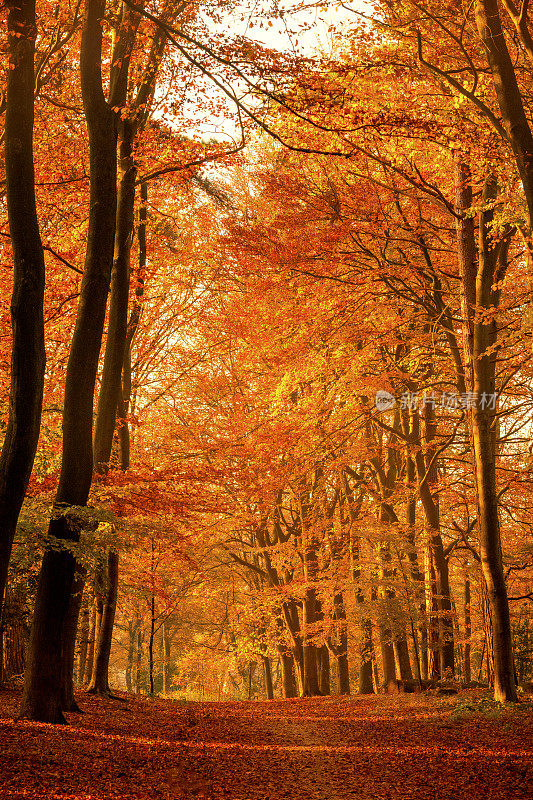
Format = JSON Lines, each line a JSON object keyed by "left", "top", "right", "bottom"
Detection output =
{"left": 0, "top": 690, "right": 531, "bottom": 799}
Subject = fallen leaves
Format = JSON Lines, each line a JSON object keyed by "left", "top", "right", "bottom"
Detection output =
{"left": 0, "top": 689, "right": 531, "bottom": 799}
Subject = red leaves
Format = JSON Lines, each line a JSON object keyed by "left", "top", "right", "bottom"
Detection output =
{"left": 0, "top": 690, "right": 531, "bottom": 799}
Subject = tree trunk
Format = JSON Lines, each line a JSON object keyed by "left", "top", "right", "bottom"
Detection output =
{"left": 136, "top": 625, "right": 142, "bottom": 694}
{"left": 77, "top": 595, "right": 89, "bottom": 685}
{"left": 87, "top": 549, "right": 119, "bottom": 695}
{"left": 125, "top": 620, "right": 135, "bottom": 692}
{"left": 282, "top": 600, "right": 304, "bottom": 695}
{"left": 393, "top": 637, "right": 413, "bottom": 681}
{"left": 162, "top": 621, "right": 171, "bottom": 694}
{"left": 280, "top": 651, "right": 298, "bottom": 698}
{"left": 61, "top": 566, "right": 86, "bottom": 711}
{"left": 336, "top": 653, "right": 350, "bottom": 695}
{"left": 83, "top": 601, "right": 96, "bottom": 686}
{"left": 359, "top": 616, "right": 375, "bottom": 694}
{"left": 303, "top": 588, "right": 320, "bottom": 696}
{"left": 317, "top": 644, "right": 330, "bottom": 695}
{"left": 93, "top": 119, "right": 136, "bottom": 472}
{"left": 464, "top": 573, "right": 471, "bottom": 684}
{"left": 149, "top": 590, "right": 155, "bottom": 695}
{"left": 262, "top": 655, "right": 274, "bottom": 700}
{"left": 19, "top": 0, "right": 117, "bottom": 723}
{"left": 0, "top": 0, "right": 46, "bottom": 616}
{"left": 457, "top": 165, "right": 517, "bottom": 701}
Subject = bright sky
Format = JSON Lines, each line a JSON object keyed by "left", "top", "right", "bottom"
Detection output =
{"left": 177, "top": 0, "right": 370, "bottom": 142}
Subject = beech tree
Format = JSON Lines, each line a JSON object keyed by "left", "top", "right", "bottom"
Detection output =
{"left": 0, "top": 0, "right": 46, "bottom": 623}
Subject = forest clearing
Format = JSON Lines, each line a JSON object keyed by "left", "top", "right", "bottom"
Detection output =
{"left": 1, "top": 689, "right": 532, "bottom": 799}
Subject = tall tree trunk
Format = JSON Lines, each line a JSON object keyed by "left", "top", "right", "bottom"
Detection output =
{"left": 262, "top": 655, "right": 274, "bottom": 700}
{"left": 125, "top": 620, "right": 135, "bottom": 692}
{"left": 87, "top": 549, "right": 119, "bottom": 695}
{"left": 456, "top": 164, "right": 517, "bottom": 701}
{"left": 93, "top": 120, "right": 136, "bottom": 472}
{"left": 464, "top": 573, "right": 472, "bottom": 684}
{"left": 282, "top": 600, "right": 304, "bottom": 695}
{"left": 410, "top": 403, "right": 454, "bottom": 677}
{"left": 149, "top": 590, "right": 155, "bottom": 695}
{"left": 303, "top": 587, "right": 320, "bottom": 696}
{"left": 136, "top": 624, "right": 142, "bottom": 694}
{"left": 119, "top": 180, "right": 147, "bottom": 470}
{"left": 77, "top": 594, "right": 89, "bottom": 684}
{"left": 162, "top": 620, "right": 171, "bottom": 694}
{"left": 394, "top": 638, "right": 413, "bottom": 681}
{"left": 330, "top": 591, "right": 350, "bottom": 695}
{"left": 19, "top": 0, "right": 117, "bottom": 723}
{"left": 83, "top": 600, "right": 96, "bottom": 686}
{"left": 279, "top": 651, "right": 298, "bottom": 698}
{"left": 0, "top": 0, "right": 46, "bottom": 615}
{"left": 336, "top": 652, "right": 350, "bottom": 695}
{"left": 61, "top": 566, "right": 86, "bottom": 711}
{"left": 317, "top": 644, "right": 330, "bottom": 695}
{"left": 359, "top": 616, "right": 375, "bottom": 694}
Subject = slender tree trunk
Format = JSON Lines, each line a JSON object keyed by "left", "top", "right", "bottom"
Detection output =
{"left": 0, "top": 0, "right": 46, "bottom": 616}
{"left": 303, "top": 587, "right": 320, "bottom": 696}
{"left": 61, "top": 566, "right": 86, "bottom": 711}
{"left": 149, "top": 591, "right": 155, "bottom": 695}
{"left": 19, "top": 0, "right": 117, "bottom": 723}
{"left": 162, "top": 621, "right": 171, "bottom": 694}
{"left": 318, "top": 644, "right": 330, "bottom": 695}
{"left": 456, "top": 163, "right": 517, "bottom": 701}
{"left": 136, "top": 625, "right": 142, "bottom": 694}
{"left": 83, "top": 601, "right": 96, "bottom": 686}
{"left": 119, "top": 180, "right": 147, "bottom": 469}
{"left": 262, "top": 656, "right": 274, "bottom": 700}
{"left": 77, "top": 595, "right": 89, "bottom": 685}
{"left": 125, "top": 621, "right": 135, "bottom": 692}
{"left": 359, "top": 616, "right": 375, "bottom": 694}
{"left": 93, "top": 120, "right": 136, "bottom": 472}
{"left": 336, "top": 652, "right": 350, "bottom": 695}
{"left": 87, "top": 549, "right": 119, "bottom": 695}
{"left": 464, "top": 573, "right": 472, "bottom": 684}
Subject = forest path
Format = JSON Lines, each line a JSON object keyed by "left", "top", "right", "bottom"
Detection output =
{"left": 0, "top": 689, "right": 532, "bottom": 799}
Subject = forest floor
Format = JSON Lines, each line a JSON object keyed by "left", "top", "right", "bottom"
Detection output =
{"left": 0, "top": 688, "right": 532, "bottom": 800}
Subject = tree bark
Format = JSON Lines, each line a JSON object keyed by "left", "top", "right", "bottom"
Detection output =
{"left": 93, "top": 120, "right": 136, "bottom": 472}
{"left": 61, "top": 566, "right": 86, "bottom": 711}
{"left": 359, "top": 617, "right": 375, "bottom": 694}
{"left": 83, "top": 600, "right": 96, "bottom": 686}
{"left": 393, "top": 638, "right": 413, "bottom": 681}
{"left": 136, "top": 624, "right": 142, "bottom": 694}
{"left": 87, "top": 549, "right": 119, "bottom": 695}
{"left": 456, "top": 165, "right": 517, "bottom": 701}
{"left": 162, "top": 620, "right": 172, "bottom": 694}
{"left": 125, "top": 620, "right": 137, "bottom": 692}
{"left": 317, "top": 644, "right": 330, "bottom": 695}
{"left": 262, "top": 655, "right": 274, "bottom": 699}
{"left": 0, "top": 0, "right": 46, "bottom": 616}
{"left": 280, "top": 651, "right": 298, "bottom": 698}
{"left": 464, "top": 573, "right": 472, "bottom": 684}
{"left": 77, "top": 594, "right": 89, "bottom": 685}
{"left": 475, "top": 0, "right": 533, "bottom": 227}
{"left": 302, "top": 587, "right": 320, "bottom": 696}
{"left": 19, "top": 0, "right": 117, "bottom": 723}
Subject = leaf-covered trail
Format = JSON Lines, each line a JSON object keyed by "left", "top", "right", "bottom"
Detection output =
{"left": 0, "top": 690, "right": 531, "bottom": 799}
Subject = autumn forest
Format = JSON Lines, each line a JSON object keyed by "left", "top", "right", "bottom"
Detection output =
{"left": 0, "top": 1, "right": 532, "bottom": 798}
